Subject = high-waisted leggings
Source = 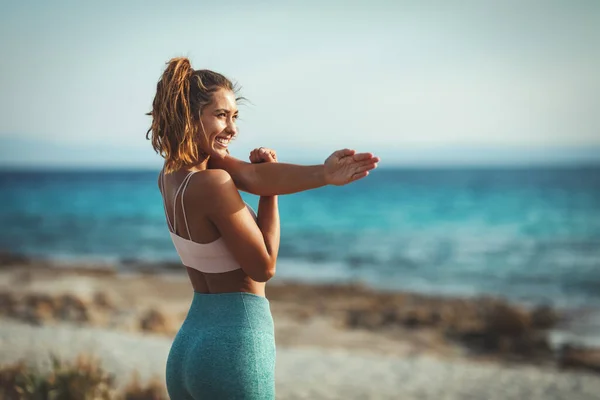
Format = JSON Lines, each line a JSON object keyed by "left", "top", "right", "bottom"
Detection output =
{"left": 166, "top": 292, "right": 276, "bottom": 400}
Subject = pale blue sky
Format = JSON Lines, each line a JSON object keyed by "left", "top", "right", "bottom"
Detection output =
{"left": 1, "top": 0, "right": 599, "bottom": 167}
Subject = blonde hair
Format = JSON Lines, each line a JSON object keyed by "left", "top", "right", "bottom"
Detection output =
{"left": 146, "top": 57, "right": 238, "bottom": 173}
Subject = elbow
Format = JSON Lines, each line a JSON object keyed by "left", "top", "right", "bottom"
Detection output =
{"left": 251, "top": 262, "right": 276, "bottom": 283}
{"left": 265, "top": 265, "right": 276, "bottom": 281}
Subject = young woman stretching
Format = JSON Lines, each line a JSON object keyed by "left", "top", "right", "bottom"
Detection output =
{"left": 146, "top": 57, "right": 379, "bottom": 399}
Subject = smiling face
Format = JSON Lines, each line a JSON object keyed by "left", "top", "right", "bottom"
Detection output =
{"left": 197, "top": 88, "right": 239, "bottom": 160}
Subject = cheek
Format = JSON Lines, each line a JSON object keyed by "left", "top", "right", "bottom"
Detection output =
{"left": 199, "top": 118, "right": 222, "bottom": 137}
{"left": 208, "top": 119, "right": 227, "bottom": 135}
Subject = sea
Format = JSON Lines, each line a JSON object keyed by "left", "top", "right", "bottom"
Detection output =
{"left": 1, "top": 166, "right": 599, "bottom": 315}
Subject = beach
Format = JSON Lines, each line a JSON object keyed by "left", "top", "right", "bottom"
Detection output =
{"left": 3, "top": 0, "right": 600, "bottom": 396}
{"left": 2, "top": 321, "right": 599, "bottom": 400}
{"left": 1, "top": 257, "right": 599, "bottom": 399}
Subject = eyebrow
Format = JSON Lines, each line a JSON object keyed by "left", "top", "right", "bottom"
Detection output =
{"left": 214, "top": 108, "right": 238, "bottom": 114}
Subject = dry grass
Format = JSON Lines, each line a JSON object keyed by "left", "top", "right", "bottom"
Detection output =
{"left": 0, "top": 354, "right": 167, "bottom": 400}
{"left": 0, "top": 291, "right": 180, "bottom": 338}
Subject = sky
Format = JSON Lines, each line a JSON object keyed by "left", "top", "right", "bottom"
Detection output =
{"left": 0, "top": 0, "right": 599, "bottom": 167}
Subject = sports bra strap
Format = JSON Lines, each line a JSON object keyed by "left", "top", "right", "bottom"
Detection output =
{"left": 180, "top": 172, "right": 196, "bottom": 240}
{"left": 171, "top": 171, "right": 196, "bottom": 235}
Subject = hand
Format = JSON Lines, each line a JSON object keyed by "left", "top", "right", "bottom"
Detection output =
{"left": 324, "top": 148, "right": 379, "bottom": 185}
{"left": 249, "top": 147, "right": 278, "bottom": 163}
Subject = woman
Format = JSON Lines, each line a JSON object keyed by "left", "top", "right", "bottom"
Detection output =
{"left": 146, "top": 57, "right": 379, "bottom": 399}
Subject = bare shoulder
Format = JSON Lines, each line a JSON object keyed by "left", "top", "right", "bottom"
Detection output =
{"left": 191, "top": 169, "right": 234, "bottom": 191}
{"left": 185, "top": 169, "right": 241, "bottom": 212}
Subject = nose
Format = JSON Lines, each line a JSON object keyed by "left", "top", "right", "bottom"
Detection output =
{"left": 226, "top": 117, "right": 237, "bottom": 135}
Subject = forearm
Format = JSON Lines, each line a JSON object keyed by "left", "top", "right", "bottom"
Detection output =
{"left": 240, "top": 163, "right": 327, "bottom": 196}
{"left": 256, "top": 196, "right": 280, "bottom": 262}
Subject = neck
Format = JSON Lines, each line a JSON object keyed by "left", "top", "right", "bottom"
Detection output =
{"left": 168, "top": 151, "right": 209, "bottom": 174}
{"left": 189, "top": 154, "right": 209, "bottom": 172}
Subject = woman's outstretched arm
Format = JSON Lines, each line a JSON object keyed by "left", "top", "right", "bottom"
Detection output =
{"left": 208, "top": 148, "right": 379, "bottom": 196}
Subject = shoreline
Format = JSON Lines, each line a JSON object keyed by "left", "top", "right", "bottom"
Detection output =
{"left": 5, "top": 250, "right": 598, "bottom": 311}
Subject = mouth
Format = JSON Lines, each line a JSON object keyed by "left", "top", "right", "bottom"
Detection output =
{"left": 214, "top": 135, "right": 232, "bottom": 149}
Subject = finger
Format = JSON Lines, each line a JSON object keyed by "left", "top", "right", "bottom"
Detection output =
{"left": 351, "top": 171, "right": 369, "bottom": 181}
{"left": 351, "top": 159, "right": 379, "bottom": 168}
{"left": 249, "top": 150, "right": 261, "bottom": 163}
{"left": 333, "top": 148, "right": 356, "bottom": 158}
{"left": 352, "top": 152, "right": 376, "bottom": 162}
{"left": 353, "top": 163, "right": 377, "bottom": 174}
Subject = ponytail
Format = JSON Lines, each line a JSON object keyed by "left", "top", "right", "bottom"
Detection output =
{"left": 146, "top": 57, "right": 199, "bottom": 173}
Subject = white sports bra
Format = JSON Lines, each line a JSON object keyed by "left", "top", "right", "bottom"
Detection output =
{"left": 159, "top": 170, "right": 257, "bottom": 273}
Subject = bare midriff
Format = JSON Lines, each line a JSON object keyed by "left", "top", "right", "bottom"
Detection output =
{"left": 186, "top": 267, "right": 267, "bottom": 297}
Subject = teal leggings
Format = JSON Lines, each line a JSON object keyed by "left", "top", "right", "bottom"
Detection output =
{"left": 166, "top": 292, "right": 276, "bottom": 399}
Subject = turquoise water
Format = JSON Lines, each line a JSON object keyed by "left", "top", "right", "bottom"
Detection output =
{"left": 1, "top": 166, "right": 599, "bottom": 309}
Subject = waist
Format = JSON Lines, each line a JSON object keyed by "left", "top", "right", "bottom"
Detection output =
{"left": 184, "top": 291, "right": 273, "bottom": 332}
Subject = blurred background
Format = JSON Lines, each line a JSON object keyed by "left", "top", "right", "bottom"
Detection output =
{"left": 1, "top": 0, "right": 599, "bottom": 399}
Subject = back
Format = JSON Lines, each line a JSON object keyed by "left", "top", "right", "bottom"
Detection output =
{"left": 159, "top": 168, "right": 267, "bottom": 296}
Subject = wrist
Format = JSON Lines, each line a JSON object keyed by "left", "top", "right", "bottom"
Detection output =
{"left": 317, "top": 164, "right": 329, "bottom": 186}
{"left": 259, "top": 196, "right": 278, "bottom": 209}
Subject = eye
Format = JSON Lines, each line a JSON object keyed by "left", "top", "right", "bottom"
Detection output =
{"left": 217, "top": 112, "right": 227, "bottom": 118}
{"left": 233, "top": 114, "right": 239, "bottom": 120}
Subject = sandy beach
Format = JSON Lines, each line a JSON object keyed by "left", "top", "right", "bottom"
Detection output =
{"left": 1, "top": 257, "right": 599, "bottom": 399}
{"left": 2, "top": 320, "right": 599, "bottom": 400}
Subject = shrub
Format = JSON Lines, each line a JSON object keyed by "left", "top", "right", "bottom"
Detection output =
{"left": 0, "top": 354, "right": 167, "bottom": 400}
